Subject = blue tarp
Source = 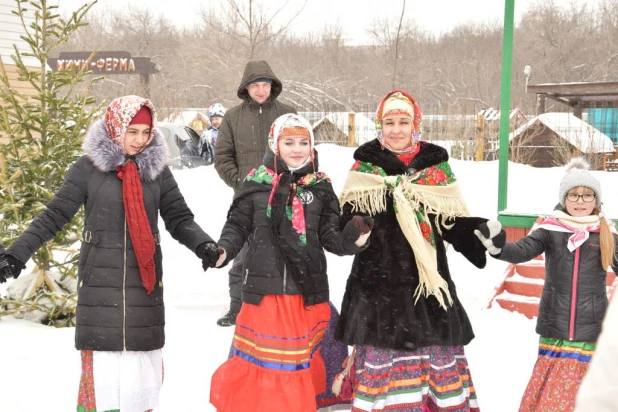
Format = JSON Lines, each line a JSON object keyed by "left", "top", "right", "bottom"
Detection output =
{"left": 589, "top": 108, "right": 618, "bottom": 143}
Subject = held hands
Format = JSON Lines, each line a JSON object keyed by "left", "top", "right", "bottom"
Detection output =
{"left": 0, "top": 253, "right": 25, "bottom": 283}
{"left": 216, "top": 249, "right": 227, "bottom": 268}
{"left": 343, "top": 215, "right": 375, "bottom": 247}
{"left": 198, "top": 242, "right": 227, "bottom": 272}
{"left": 474, "top": 220, "right": 506, "bottom": 255}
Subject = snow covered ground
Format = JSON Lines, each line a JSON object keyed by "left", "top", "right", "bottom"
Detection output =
{"left": 1, "top": 143, "right": 617, "bottom": 411}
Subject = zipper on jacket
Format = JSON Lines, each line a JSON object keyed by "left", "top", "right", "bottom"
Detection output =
{"left": 251, "top": 125, "right": 257, "bottom": 153}
{"left": 569, "top": 247, "right": 581, "bottom": 340}
{"left": 243, "top": 269, "right": 249, "bottom": 284}
{"left": 123, "top": 218, "right": 127, "bottom": 351}
{"left": 259, "top": 106, "right": 262, "bottom": 114}
{"left": 283, "top": 264, "right": 287, "bottom": 293}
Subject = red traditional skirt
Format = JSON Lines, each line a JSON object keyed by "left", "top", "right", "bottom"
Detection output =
{"left": 210, "top": 294, "right": 331, "bottom": 412}
{"left": 519, "top": 337, "right": 594, "bottom": 412}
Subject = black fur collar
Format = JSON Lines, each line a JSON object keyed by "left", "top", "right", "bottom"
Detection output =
{"left": 354, "top": 139, "right": 449, "bottom": 175}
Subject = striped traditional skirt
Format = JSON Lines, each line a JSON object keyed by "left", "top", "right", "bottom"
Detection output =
{"left": 210, "top": 294, "right": 331, "bottom": 412}
{"left": 77, "top": 350, "right": 163, "bottom": 412}
{"left": 519, "top": 337, "right": 595, "bottom": 412}
{"left": 351, "top": 345, "right": 479, "bottom": 412}
{"left": 317, "top": 301, "right": 352, "bottom": 411}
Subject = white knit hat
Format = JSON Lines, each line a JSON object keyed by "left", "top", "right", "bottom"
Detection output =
{"left": 559, "top": 158, "right": 602, "bottom": 208}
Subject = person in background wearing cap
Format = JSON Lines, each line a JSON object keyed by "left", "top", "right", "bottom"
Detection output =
{"left": 476, "top": 157, "right": 618, "bottom": 411}
{"left": 214, "top": 60, "right": 296, "bottom": 327}
{"left": 335, "top": 89, "right": 489, "bottom": 412}
{"left": 208, "top": 113, "right": 372, "bottom": 412}
{"left": 0, "top": 95, "right": 220, "bottom": 411}
{"left": 198, "top": 102, "right": 226, "bottom": 165}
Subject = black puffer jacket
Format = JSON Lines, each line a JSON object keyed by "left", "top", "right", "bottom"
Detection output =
{"left": 8, "top": 120, "right": 213, "bottom": 351}
{"left": 335, "top": 139, "right": 488, "bottom": 352}
{"left": 498, "top": 227, "right": 618, "bottom": 342}
{"left": 218, "top": 150, "right": 365, "bottom": 306}
{"left": 214, "top": 60, "right": 296, "bottom": 194}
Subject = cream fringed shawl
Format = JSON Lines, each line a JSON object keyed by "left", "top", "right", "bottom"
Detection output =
{"left": 339, "top": 160, "right": 470, "bottom": 310}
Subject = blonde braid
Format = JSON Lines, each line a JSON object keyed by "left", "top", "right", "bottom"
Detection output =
{"left": 595, "top": 207, "right": 617, "bottom": 269}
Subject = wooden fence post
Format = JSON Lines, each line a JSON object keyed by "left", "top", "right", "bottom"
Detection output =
{"left": 348, "top": 112, "right": 356, "bottom": 147}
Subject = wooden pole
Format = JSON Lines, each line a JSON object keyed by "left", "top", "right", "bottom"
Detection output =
{"left": 574, "top": 102, "right": 583, "bottom": 119}
{"left": 536, "top": 94, "right": 546, "bottom": 115}
{"left": 348, "top": 112, "right": 356, "bottom": 147}
{"left": 140, "top": 74, "right": 150, "bottom": 99}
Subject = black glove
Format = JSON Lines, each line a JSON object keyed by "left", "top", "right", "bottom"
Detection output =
{"left": 474, "top": 220, "right": 506, "bottom": 255}
{"left": 197, "top": 242, "right": 225, "bottom": 271}
{"left": 342, "top": 215, "right": 374, "bottom": 243}
{"left": 0, "top": 253, "right": 25, "bottom": 283}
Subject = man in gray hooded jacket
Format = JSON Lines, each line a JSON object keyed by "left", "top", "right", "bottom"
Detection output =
{"left": 214, "top": 60, "right": 296, "bottom": 326}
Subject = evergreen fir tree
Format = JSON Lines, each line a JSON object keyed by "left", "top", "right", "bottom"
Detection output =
{"left": 0, "top": 0, "right": 102, "bottom": 326}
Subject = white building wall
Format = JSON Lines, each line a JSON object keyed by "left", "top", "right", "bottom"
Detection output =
{"left": 0, "top": 0, "right": 38, "bottom": 66}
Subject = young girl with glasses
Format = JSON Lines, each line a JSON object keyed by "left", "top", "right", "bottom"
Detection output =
{"left": 475, "top": 157, "right": 618, "bottom": 411}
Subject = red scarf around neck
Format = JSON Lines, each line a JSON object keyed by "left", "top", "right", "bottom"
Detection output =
{"left": 397, "top": 145, "right": 420, "bottom": 166}
{"left": 117, "top": 160, "right": 156, "bottom": 294}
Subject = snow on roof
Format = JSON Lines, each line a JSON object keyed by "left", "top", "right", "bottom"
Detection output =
{"left": 312, "top": 112, "right": 376, "bottom": 145}
{"left": 478, "top": 107, "right": 524, "bottom": 121}
{"left": 422, "top": 114, "right": 477, "bottom": 121}
{"left": 509, "top": 112, "right": 615, "bottom": 153}
{"left": 163, "top": 109, "right": 209, "bottom": 124}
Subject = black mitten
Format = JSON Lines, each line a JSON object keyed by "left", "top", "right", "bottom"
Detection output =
{"left": 0, "top": 253, "right": 12, "bottom": 283}
{"left": 474, "top": 221, "right": 506, "bottom": 255}
{"left": 197, "top": 242, "right": 225, "bottom": 271}
{"left": 342, "top": 215, "right": 374, "bottom": 243}
{"left": 0, "top": 254, "right": 25, "bottom": 283}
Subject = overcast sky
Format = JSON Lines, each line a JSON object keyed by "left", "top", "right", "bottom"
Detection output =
{"left": 56, "top": 0, "right": 587, "bottom": 45}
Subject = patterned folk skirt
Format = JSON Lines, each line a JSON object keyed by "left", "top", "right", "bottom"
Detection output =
{"left": 519, "top": 337, "right": 595, "bottom": 412}
{"left": 210, "top": 294, "right": 331, "bottom": 412}
{"left": 317, "top": 301, "right": 353, "bottom": 411}
{"left": 351, "top": 345, "right": 480, "bottom": 412}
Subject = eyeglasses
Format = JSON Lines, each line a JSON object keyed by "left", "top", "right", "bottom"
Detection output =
{"left": 566, "top": 193, "right": 596, "bottom": 203}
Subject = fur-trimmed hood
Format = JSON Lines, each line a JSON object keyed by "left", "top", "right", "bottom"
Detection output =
{"left": 82, "top": 119, "right": 168, "bottom": 182}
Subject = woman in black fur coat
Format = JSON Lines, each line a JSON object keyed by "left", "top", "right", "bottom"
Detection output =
{"left": 334, "top": 90, "right": 488, "bottom": 412}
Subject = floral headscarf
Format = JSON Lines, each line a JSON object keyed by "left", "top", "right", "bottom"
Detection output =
{"left": 375, "top": 90, "right": 423, "bottom": 154}
{"left": 104, "top": 95, "right": 158, "bottom": 153}
{"left": 269, "top": 113, "right": 315, "bottom": 150}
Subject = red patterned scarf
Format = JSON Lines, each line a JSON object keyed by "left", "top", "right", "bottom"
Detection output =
{"left": 117, "top": 160, "right": 156, "bottom": 294}
{"left": 105, "top": 96, "right": 158, "bottom": 295}
{"left": 246, "top": 165, "right": 330, "bottom": 244}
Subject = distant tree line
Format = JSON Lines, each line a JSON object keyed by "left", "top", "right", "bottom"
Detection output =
{"left": 59, "top": 0, "right": 618, "bottom": 118}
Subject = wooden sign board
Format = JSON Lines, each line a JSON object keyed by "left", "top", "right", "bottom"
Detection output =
{"left": 47, "top": 51, "right": 159, "bottom": 75}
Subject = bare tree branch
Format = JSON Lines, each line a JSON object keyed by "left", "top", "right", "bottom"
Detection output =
{"left": 392, "top": 0, "right": 406, "bottom": 88}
